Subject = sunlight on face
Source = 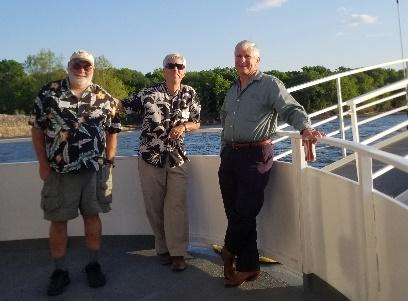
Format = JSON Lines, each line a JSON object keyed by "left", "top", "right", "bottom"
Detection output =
{"left": 234, "top": 47, "right": 260, "bottom": 78}
{"left": 68, "top": 60, "right": 94, "bottom": 88}
{"left": 163, "top": 58, "right": 186, "bottom": 84}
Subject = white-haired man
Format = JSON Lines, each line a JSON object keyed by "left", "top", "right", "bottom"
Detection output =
{"left": 123, "top": 53, "right": 201, "bottom": 271}
{"left": 219, "top": 40, "right": 324, "bottom": 286}
{"left": 30, "top": 50, "right": 121, "bottom": 296}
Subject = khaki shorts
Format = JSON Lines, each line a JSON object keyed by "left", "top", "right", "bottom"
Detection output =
{"left": 41, "top": 166, "right": 113, "bottom": 221}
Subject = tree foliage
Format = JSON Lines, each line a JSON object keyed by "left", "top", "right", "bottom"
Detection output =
{"left": 0, "top": 50, "right": 405, "bottom": 122}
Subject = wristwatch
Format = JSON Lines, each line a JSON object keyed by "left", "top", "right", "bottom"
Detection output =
{"left": 105, "top": 158, "right": 115, "bottom": 168}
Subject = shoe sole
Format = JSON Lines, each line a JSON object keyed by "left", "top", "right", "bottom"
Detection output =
{"left": 171, "top": 265, "right": 187, "bottom": 272}
{"left": 47, "top": 279, "right": 70, "bottom": 296}
{"left": 224, "top": 272, "right": 260, "bottom": 287}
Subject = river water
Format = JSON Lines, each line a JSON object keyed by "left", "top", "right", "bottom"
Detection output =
{"left": 0, "top": 114, "right": 406, "bottom": 168}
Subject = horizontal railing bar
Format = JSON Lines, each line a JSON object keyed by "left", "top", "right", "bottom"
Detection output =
{"left": 287, "top": 58, "right": 408, "bottom": 93}
{"left": 372, "top": 155, "right": 408, "bottom": 179}
{"left": 311, "top": 116, "right": 338, "bottom": 127}
{"left": 322, "top": 131, "right": 408, "bottom": 172}
{"left": 272, "top": 136, "right": 289, "bottom": 144}
{"left": 276, "top": 131, "right": 408, "bottom": 172}
{"left": 308, "top": 104, "right": 340, "bottom": 117}
{"left": 274, "top": 150, "right": 293, "bottom": 160}
{"left": 346, "top": 78, "right": 408, "bottom": 107}
{"left": 361, "top": 121, "right": 408, "bottom": 145}
{"left": 357, "top": 107, "right": 408, "bottom": 127}
{"left": 356, "top": 92, "right": 406, "bottom": 111}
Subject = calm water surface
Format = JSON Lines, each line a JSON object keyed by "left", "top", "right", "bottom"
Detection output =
{"left": 1, "top": 115, "right": 406, "bottom": 169}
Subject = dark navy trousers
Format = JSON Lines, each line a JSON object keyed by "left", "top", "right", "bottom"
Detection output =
{"left": 218, "top": 144, "right": 273, "bottom": 272}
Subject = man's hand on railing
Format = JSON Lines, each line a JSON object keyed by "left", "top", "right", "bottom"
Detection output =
{"left": 301, "top": 128, "right": 325, "bottom": 143}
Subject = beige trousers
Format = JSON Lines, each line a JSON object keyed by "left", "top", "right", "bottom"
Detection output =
{"left": 138, "top": 158, "right": 189, "bottom": 256}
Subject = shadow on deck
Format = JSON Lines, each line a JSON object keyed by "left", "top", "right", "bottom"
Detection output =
{"left": 0, "top": 235, "right": 341, "bottom": 301}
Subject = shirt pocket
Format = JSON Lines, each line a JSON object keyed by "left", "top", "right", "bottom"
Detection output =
{"left": 240, "top": 94, "right": 266, "bottom": 122}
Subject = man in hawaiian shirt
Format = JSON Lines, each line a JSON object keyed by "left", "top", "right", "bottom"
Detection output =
{"left": 123, "top": 53, "right": 201, "bottom": 272}
{"left": 30, "top": 50, "right": 121, "bottom": 296}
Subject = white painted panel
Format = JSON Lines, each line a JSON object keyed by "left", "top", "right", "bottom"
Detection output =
{"left": 258, "top": 162, "right": 301, "bottom": 271}
{"left": 374, "top": 193, "right": 408, "bottom": 301}
{"left": 0, "top": 156, "right": 302, "bottom": 275}
{"left": 0, "top": 157, "right": 153, "bottom": 240}
{"left": 305, "top": 168, "right": 366, "bottom": 301}
{"left": 187, "top": 156, "right": 226, "bottom": 246}
{"left": 0, "top": 162, "right": 49, "bottom": 240}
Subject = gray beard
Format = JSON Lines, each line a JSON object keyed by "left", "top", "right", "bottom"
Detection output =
{"left": 68, "top": 74, "right": 91, "bottom": 90}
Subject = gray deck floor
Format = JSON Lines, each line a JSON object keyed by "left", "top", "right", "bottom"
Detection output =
{"left": 0, "top": 235, "right": 332, "bottom": 301}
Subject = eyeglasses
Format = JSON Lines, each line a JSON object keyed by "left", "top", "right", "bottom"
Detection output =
{"left": 71, "top": 62, "right": 93, "bottom": 72}
{"left": 165, "top": 63, "right": 185, "bottom": 70}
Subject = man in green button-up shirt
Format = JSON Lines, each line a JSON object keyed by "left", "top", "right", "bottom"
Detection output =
{"left": 219, "top": 40, "right": 324, "bottom": 287}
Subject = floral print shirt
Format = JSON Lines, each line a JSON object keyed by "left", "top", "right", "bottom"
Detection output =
{"left": 123, "top": 82, "right": 200, "bottom": 168}
{"left": 29, "top": 78, "right": 121, "bottom": 173}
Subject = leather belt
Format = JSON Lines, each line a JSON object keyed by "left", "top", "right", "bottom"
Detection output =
{"left": 228, "top": 139, "right": 272, "bottom": 150}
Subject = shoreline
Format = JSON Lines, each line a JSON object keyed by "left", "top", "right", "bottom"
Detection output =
{"left": 0, "top": 112, "right": 405, "bottom": 140}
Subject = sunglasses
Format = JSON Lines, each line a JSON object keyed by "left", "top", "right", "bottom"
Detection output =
{"left": 71, "top": 62, "right": 93, "bottom": 72}
{"left": 165, "top": 63, "right": 185, "bottom": 70}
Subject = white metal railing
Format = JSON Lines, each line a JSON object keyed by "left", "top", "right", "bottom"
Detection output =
{"left": 278, "top": 130, "right": 408, "bottom": 172}
{"left": 280, "top": 130, "right": 408, "bottom": 301}
{"left": 275, "top": 58, "right": 408, "bottom": 161}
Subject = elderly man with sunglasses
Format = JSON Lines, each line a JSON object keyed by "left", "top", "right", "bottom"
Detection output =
{"left": 123, "top": 53, "right": 200, "bottom": 272}
{"left": 30, "top": 50, "right": 121, "bottom": 296}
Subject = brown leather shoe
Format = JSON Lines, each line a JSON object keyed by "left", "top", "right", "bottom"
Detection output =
{"left": 171, "top": 256, "right": 186, "bottom": 271}
{"left": 158, "top": 252, "right": 172, "bottom": 265}
{"left": 221, "top": 247, "right": 235, "bottom": 280}
{"left": 224, "top": 271, "right": 260, "bottom": 287}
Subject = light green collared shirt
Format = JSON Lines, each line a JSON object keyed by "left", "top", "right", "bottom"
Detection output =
{"left": 220, "top": 71, "right": 311, "bottom": 146}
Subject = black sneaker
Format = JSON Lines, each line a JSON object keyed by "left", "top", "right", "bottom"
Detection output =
{"left": 47, "top": 269, "right": 70, "bottom": 296}
{"left": 85, "top": 262, "right": 106, "bottom": 288}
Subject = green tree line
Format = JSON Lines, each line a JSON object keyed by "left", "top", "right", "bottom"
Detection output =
{"left": 0, "top": 49, "right": 405, "bottom": 124}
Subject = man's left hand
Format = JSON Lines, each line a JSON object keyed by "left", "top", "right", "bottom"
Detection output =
{"left": 169, "top": 124, "right": 185, "bottom": 140}
{"left": 301, "top": 128, "right": 325, "bottom": 143}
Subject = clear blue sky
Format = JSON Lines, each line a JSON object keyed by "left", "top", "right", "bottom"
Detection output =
{"left": 1, "top": 0, "right": 407, "bottom": 74}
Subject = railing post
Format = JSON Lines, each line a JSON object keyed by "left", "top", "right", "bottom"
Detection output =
{"left": 349, "top": 101, "right": 360, "bottom": 143}
{"left": 357, "top": 153, "right": 380, "bottom": 301}
{"left": 291, "top": 136, "right": 313, "bottom": 278}
{"left": 405, "top": 60, "right": 408, "bottom": 130}
{"left": 336, "top": 77, "right": 347, "bottom": 157}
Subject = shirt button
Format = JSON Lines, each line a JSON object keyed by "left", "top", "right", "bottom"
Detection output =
{"left": 233, "top": 112, "right": 236, "bottom": 115}
{"left": 236, "top": 99, "right": 240, "bottom": 102}
{"left": 230, "top": 125, "right": 233, "bottom": 128}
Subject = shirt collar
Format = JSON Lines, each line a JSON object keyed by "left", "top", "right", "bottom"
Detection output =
{"left": 234, "top": 70, "right": 263, "bottom": 87}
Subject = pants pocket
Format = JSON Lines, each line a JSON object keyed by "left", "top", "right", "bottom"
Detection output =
{"left": 255, "top": 144, "right": 274, "bottom": 174}
{"left": 41, "top": 172, "right": 61, "bottom": 211}
{"left": 96, "top": 165, "right": 113, "bottom": 212}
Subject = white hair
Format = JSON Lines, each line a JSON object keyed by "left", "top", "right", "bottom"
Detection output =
{"left": 235, "top": 40, "right": 260, "bottom": 58}
{"left": 162, "top": 53, "right": 187, "bottom": 68}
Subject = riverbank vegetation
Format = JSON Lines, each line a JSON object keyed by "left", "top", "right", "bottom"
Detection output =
{"left": 1, "top": 49, "right": 406, "bottom": 132}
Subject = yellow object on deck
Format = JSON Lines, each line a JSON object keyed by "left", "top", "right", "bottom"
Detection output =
{"left": 211, "top": 244, "right": 279, "bottom": 264}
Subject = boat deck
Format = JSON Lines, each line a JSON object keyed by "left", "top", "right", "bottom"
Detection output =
{"left": 0, "top": 235, "right": 341, "bottom": 301}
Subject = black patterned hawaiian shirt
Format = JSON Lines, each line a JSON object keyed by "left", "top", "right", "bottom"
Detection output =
{"left": 123, "top": 82, "right": 201, "bottom": 168}
{"left": 29, "top": 78, "right": 121, "bottom": 173}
